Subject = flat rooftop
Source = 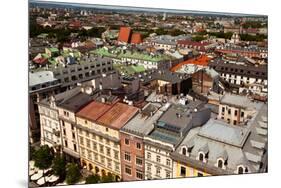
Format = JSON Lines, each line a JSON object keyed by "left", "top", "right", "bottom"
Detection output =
{"left": 198, "top": 118, "right": 250, "bottom": 147}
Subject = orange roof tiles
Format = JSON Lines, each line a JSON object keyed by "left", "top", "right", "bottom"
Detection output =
{"left": 97, "top": 102, "right": 139, "bottom": 130}
{"left": 131, "top": 33, "right": 142, "bottom": 44}
{"left": 170, "top": 55, "right": 211, "bottom": 72}
{"left": 76, "top": 101, "right": 113, "bottom": 122}
{"left": 118, "top": 27, "right": 132, "bottom": 43}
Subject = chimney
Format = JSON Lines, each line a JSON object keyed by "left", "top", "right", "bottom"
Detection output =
{"left": 101, "top": 97, "right": 106, "bottom": 103}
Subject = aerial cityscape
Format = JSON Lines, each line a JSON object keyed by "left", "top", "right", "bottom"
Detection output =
{"left": 28, "top": 1, "right": 268, "bottom": 187}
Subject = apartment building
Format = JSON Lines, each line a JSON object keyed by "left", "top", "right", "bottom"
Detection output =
{"left": 171, "top": 103, "right": 267, "bottom": 177}
{"left": 144, "top": 101, "right": 211, "bottom": 180}
{"left": 120, "top": 103, "right": 164, "bottom": 181}
{"left": 75, "top": 97, "right": 138, "bottom": 180}
{"left": 57, "top": 89, "right": 93, "bottom": 163}
{"left": 218, "top": 93, "right": 258, "bottom": 126}
{"left": 209, "top": 58, "right": 267, "bottom": 91}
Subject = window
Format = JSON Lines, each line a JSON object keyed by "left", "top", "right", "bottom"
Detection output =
{"left": 72, "top": 132, "right": 75, "bottom": 139}
{"left": 234, "top": 120, "right": 237, "bottom": 125}
{"left": 99, "top": 136, "right": 103, "bottom": 142}
{"left": 86, "top": 139, "right": 91, "bottom": 148}
{"left": 87, "top": 150, "right": 92, "bottom": 159}
{"left": 106, "top": 139, "right": 110, "bottom": 145}
{"left": 182, "top": 147, "right": 187, "bottom": 155}
{"left": 156, "top": 155, "right": 161, "bottom": 163}
{"left": 147, "top": 152, "right": 151, "bottom": 159}
{"left": 105, "top": 128, "right": 109, "bottom": 132}
{"left": 166, "top": 159, "right": 171, "bottom": 166}
{"left": 64, "top": 140, "right": 68, "bottom": 147}
{"left": 180, "top": 166, "right": 186, "bottom": 177}
{"left": 156, "top": 168, "right": 161, "bottom": 176}
{"left": 166, "top": 171, "right": 171, "bottom": 178}
{"left": 228, "top": 109, "right": 231, "bottom": 115}
{"left": 241, "top": 111, "right": 244, "bottom": 117}
{"left": 125, "top": 138, "right": 130, "bottom": 145}
{"left": 80, "top": 137, "right": 84, "bottom": 145}
{"left": 100, "top": 145, "right": 104, "bottom": 153}
{"left": 63, "top": 129, "right": 66, "bottom": 136}
{"left": 234, "top": 110, "right": 238, "bottom": 116}
{"left": 238, "top": 166, "right": 244, "bottom": 174}
{"left": 115, "top": 162, "right": 120, "bottom": 172}
{"left": 64, "top": 111, "right": 69, "bottom": 117}
{"left": 107, "top": 159, "right": 112, "bottom": 169}
{"left": 136, "top": 156, "right": 143, "bottom": 166}
{"left": 92, "top": 134, "right": 96, "bottom": 140}
{"left": 71, "top": 124, "right": 74, "bottom": 130}
{"left": 199, "top": 153, "right": 204, "bottom": 161}
{"left": 92, "top": 142, "right": 97, "bottom": 150}
{"left": 125, "top": 152, "right": 131, "bottom": 162}
{"left": 197, "top": 172, "right": 203, "bottom": 177}
{"left": 136, "top": 142, "right": 141, "bottom": 149}
{"left": 125, "top": 165, "right": 132, "bottom": 175}
{"left": 106, "top": 147, "right": 111, "bottom": 156}
{"left": 147, "top": 165, "right": 151, "bottom": 171}
{"left": 100, "top": 156, "right": 105, "bottom": 164}
{"left": 84, "top": 120, "right": 88, "bottom": 124}
{"left": 114, "top": 150, "right": 119, "bottom": 159}
{"left": 218, "top": 159, "right": 224, "bottom": 168}
{"left": 222, "top": 107, "right": 225, "bottom": 113}
{"left": 136, "top": 169, "right": 143, "bottom": 179}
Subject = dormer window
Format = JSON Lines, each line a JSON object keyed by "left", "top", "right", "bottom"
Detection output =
{"left": 197, "top": 144, "right": 209, "bottom": 163}
{"left": 218, "top": 159, "right": 223, "bottom": 168}
{"left": 237, "top": 165, "right": 248, "bottom": 174}
{"left": 199, "top": 152, "right": 205, "bottom": 161}
{"left": 182, "top": 147, "right": 187, "bottom": 156}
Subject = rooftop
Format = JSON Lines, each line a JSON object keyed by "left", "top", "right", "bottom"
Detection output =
{"left": 198, "top": 119, "right": 249, "bottom": 147}
{"left": 121, "top": 103, "right": 163, "bottom": 137}
{"left": 76, "top": 101, "right": 113, "bottom": 122}
{"left": 29, "top": 71, "right": 57, "bottom": 87}
{"left": 97, "top": 102, "right": 139, "bottom": 130}
{"left": 58, "top": 92, "right": 93, "bottom": 112}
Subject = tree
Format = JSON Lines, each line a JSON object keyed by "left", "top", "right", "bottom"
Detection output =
{"left": 33, "top": 145, "right": 54, "bottom": 181}
{"left": 100, "top": 173, "right": 115, "bottom": 183}
{"left": 85, "top": 174, "right": 100, "bottom": 184}
{"left": 52, "top": 154, "right": 66, "bottom": 178}
{"left": 66, "top": 163, "right": 81, "bottom": 184}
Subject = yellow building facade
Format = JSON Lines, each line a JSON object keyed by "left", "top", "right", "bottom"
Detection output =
{"left": 173, "top": 161, "right": 211, "bottom": 178}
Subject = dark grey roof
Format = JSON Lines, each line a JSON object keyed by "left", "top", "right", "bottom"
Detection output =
{"left": 209, "top": 58, "right": 267, "bottom": 79}
{"left": 57, "top": 92, "right": 93, "bottom": 112}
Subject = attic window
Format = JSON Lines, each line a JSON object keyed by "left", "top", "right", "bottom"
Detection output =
{"left": 218, "top": 159, "right": 224, "bottom": 168}
{"left": 199, "top": 153, "right": 204, "bottom": 161}
{"left": 182, "top": 147, "right": 187, "bottom": 156}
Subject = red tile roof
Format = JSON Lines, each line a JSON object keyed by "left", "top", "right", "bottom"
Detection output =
{"left": 97, "top": 102, "right": 139, "bottom": 130}
{"left": 76, "top": 101, "right": 113, "bottom": 122}
{"left": 170, "top": 55, "right": 211, "bottom": 72}
{"left": 33, "top": 57, "right": 48, "bottom": 64}
{"left": 131, "top": 33, "right": 142, "bottom": 44}
{"left": 118, "top": 27, "right": 132, "bottom": 43}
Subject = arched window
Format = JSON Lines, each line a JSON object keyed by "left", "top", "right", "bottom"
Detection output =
{"left": 238, "top": 166, "right": 244, "bottom": 174}
{"left": 182, "top": 147, "right": 187, "bottom": 155}
{"left": 218, "top": 159, "right": 224, "bottom": 168}
{"left": 199, "top": 153, "right": 204, "bottom": 161}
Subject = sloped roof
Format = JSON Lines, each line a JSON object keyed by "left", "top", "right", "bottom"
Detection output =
{"left": 97, "top": 102, "right": 139, "bottom": 130}
{"left": 131, "top": 33, "right": 142, "bottom": 44}
{"left": 118, "top": 27, "right": 132, "bottom": 43}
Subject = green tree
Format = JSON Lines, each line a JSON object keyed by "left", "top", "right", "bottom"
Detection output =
{"left": 33, "top": 145, "right": 54, "bottom": 181}
{"left": 52, "top": 154, "right": 66, "bottom": 178}
{"left": 66, "top": 163, "right": 81, "bottom": 185}
{"left": 85, "top": 174, "right": 100, "bottom": 184}
{"left": 100, "top": 173, "right": 115, "bottom": 183}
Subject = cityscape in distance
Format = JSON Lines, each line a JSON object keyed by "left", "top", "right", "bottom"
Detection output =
{"left": 28, "top": 1, "right": 268, "bottom": 187}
